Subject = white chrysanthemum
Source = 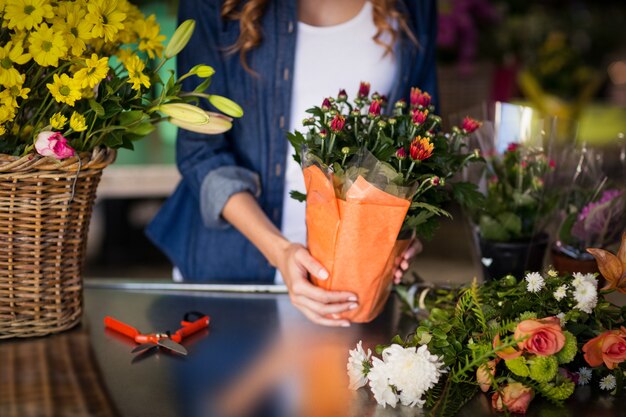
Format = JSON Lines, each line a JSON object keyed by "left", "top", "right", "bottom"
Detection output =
{"left": 578, "top": 367, "right": 592, "bottom": 385}
{"left": 556, "top": 312, "right": 566, "bottom": 326}
{"left": 572, "top": 272, "right": 598, "bottom": 289}
{"left": 599, "top": 374, "right": 616, "bottom": 391}
{"left": 573, "top": 280, "right": 598, "bottom": 314}
{"left": 553, "top": 284, "right": 568, "bottom": 301}
{"left": 525, "top": 272, "right": 545, "bottom": 293}
{"left": 382, "top": 344, "right": 445, "bottom": 408}
{"left": 368, "top": 357, "right": 398, "bottom": 408}
{"left": 347, "top": 341, "right": 372, "bottom": 390}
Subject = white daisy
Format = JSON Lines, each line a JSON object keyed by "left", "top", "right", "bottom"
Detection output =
{"left": 347, "top": 341, "right": 372, "bottom": 390}
{"left": 525, "top": 272, "right": 545, "bottom": 293}
{"left": 578, "top": 367, "right": 592, "bottom": 385}
{"left": 599, "top": 374, "right": 616, "bottom": 391}
{"left": 553, "top": 284, "right": 568, "bottom": 301}
{"left": 572, "top": 272, "right": 598, "bottom": 289}
{"left": 547, "top": 269, "right": 559, "bottom": 277}
{"left": 573, "top": 280, "right": 598, "bottom": 314}
{"left": 368, "top": 357, "right": 398, "bottom": 408}
{"left": 556, "top": 312, "right": 567, "bottom": 325}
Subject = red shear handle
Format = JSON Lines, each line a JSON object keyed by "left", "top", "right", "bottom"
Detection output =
{"left": 171, "top": 316, "right": 210, "bottom": 342}
{"left": 104, "top": 316, "right": 140, "bottom": 340}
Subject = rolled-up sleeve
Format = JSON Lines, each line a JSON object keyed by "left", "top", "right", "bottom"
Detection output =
{"left": 200, "top": 166, "right": 261, "bottom": 228}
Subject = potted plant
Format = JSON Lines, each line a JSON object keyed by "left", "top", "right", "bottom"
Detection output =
{"left": 0, "top": 2, "right": 240, "bottom": 338}
{"left": 470, "top": 141, "right": 558, "bottom": 280}
{"left": 552, "top": 147, "right": 626, "bottom": 275}
{"left": 287, "top": 84, "right": 483, "bottom": 322}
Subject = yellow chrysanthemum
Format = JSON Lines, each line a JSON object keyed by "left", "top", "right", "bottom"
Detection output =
{"left": 134, "top": 15, "right": 166, "bottom": 59}
{"left": 52, "top": 1, "right": 92, "bottom": 57}
{"left": 0, "top": 102, "right": 17, "bottom": 123}
{"left": 124, "top": 54, "right": 150, "bottom": 91}
{"left": 47, "top": 73, "right": 82, "bottom": 106}
{"left": 116, "top": 47, "right": 134, "bottom": 65}
{"left": 69, "top": 111, "right": 87, "bottom": 132}
{"left": 4, "top": 0, "right": 54, "bottom": 31}
{"left": 0, "top": 88, "right": 18, "bottom": 109}
{"left": 85, "top": 0, "right": 127, "bottom": 43}
{"left": 8, "top": 82, "right": 30, "bottom": 101}
{"left": 50, "top": 112, "right": 67, "bottom": 130}
{"left": 29, "top": 23, "right": 68, "bottom": 67}
{"left": 74, "top": 54, "right": 109, "bottom": 88}
{"left": 0, "top": 41, "right": 31, "bottom": 87}
{"left": 0, "top": 124, "right": 6, "bottom": 136}
{"left": 115, "top": 0, "right": 142, "bottom": 44}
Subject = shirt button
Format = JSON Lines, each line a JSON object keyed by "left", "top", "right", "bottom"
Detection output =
{"left": 288, "top": 21, "right": 294, "bottom": 33}
{"left": 275, "top": 163, "right": 282, "bottom": 177}
{"left": 283, "top": 68, "right": 289, "bottom": 81}
{"left": 279, "top": 115, "right": 285, "bottom": 128}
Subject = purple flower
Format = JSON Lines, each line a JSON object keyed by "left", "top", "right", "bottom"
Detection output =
{"left": 572, "top": 189, "right": 625, "bottom": 244}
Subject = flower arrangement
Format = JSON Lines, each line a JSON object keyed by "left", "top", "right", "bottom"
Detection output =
{"left": 474, "top": 141, "right": 557, "bottom": 242}
{"left": 353, "top": 241, "right": 626, "bottom": 415}
{"left": 288, "top": 82, "right": 483, "bottom": 240}
{"left": 0, "top": 0, "right": 240, "bottom": 158}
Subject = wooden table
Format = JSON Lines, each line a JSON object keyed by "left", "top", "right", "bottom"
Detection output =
{"left": 0, "top": 283, "right": 623, "bottom": 417}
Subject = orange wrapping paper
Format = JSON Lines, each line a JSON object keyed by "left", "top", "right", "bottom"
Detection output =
{"left": 303, "top": 165, "right": 411, "bottom": 323}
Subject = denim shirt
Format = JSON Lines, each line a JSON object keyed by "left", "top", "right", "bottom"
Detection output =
{"left": 146, "top": 0, "right": 439, "bottom": 282}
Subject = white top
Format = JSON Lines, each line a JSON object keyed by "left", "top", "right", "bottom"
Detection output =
{"left": 276, "top": 1, "right": 398, "bottom": 283}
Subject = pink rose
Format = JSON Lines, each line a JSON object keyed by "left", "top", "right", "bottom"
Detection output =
{"left": 491, "top": 382, "right": 534, "bottom": 414}
{"left": 583, "top": 330, "right": 626, "bottom": 370}
{"left": 514, "top": 317, "right": 566, "bottom": 356}
{"left": 35, "top": 131, "right": 75, "bottom": 160}
{"left": 476, "top": 359, "right": 499, "bottom": 392}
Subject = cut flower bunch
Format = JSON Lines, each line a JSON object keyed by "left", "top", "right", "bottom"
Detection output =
{"left": 0, "top": 0, "right": 241, "bottom": 158}
{"left": 351, "top": 238, "right": 626, "bottom": 416}
{"left": 288, "top": 83, "right": 484, "bottom": 239}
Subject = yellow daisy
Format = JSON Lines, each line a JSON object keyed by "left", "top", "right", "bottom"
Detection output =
{"left": 52, "top": 1, "right": 92, "bottom": 57}
{"left": 0, "top": 88, "right": 18, "bottom": 109}
{"left": 0, "top": 101, "right": 17, "bottom": 124}
{"left": 124, "top": 54, "right": 150, "bottom": 91}
{"left": 46, "top": 73, "right": 82, "bottom": 106}
{"left": 4, "top": 0, "right": 54, "bottom": 31}
{"left": 0, "top": 41, "right": 31, "bottom": 87}
{"left": 8, "top": 82, "right": 30, "bottom": 102}
{"left": 116, "top": 47, "right": 134, "bottom": 65}
{"left": 0, "top": 124, "right": 6, "bottom": 136}
{"left": 134, "top": 15, "right": 165, "bottom": 59}
{"left": 29, "top": 23, "right": 68, "bottom": 67}
{"left": 85, "top": 0, "right": 127, "bottom": 43}
{"left": 50, "top": 112, "right": 67, "bottom": 130}
{"left": 74, "top": 54, "right": 109, "bottom": 88}
{"left": 69, "top": 111, "right": 87, "bottom": 132}
{"left": 116, "top": 0, "right": 142, "bottom": 44}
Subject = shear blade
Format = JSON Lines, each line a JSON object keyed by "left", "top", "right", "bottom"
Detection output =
{"left": 158, "top": 338, "right": 188, "bottom": 356}
{"left": 132, "top": 343, "right": 158, "bottom": 354}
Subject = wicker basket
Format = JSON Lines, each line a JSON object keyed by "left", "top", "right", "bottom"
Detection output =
{"left": 0, "top": 148, "right": 116, "bottom": 338}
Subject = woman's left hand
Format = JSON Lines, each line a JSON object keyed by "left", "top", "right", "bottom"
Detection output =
{"left": 392, "top": 239, "right": 422, "bottom": 284}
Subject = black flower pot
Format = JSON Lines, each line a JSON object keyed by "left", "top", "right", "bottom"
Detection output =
{"left": 477, "top": 233, "right": 549, "bottom": 281}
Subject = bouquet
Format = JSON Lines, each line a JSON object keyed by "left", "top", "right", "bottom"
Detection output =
{"left": 350, "top": 235, "right": 626, "bottom": 415}
{"left": 0, "top": 0, "right": 240, "bottom": 159}
{"left": 554, "top": 145, "right": 626, "bottom": 264}
{"left": 288, "top": 83, "right": 483, "bottom": 322}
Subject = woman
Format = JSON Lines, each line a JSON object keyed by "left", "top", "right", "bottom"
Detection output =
{"left": 147, "top": 0, "right": 437, "bottom": 326}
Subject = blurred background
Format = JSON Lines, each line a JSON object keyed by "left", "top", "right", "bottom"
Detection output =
{"left": 84, "top": 0, "right": 626, "bottom": 283}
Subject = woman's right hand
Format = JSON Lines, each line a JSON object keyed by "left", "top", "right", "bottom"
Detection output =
{"left": 277, "top": 243, "right": 358, "bottom": 327}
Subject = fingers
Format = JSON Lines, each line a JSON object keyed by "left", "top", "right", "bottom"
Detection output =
{"left": 403, "top": 239, "right": 423, "bottom": 260}
{"left": 294, "top": 248, "right": 329, "bottom": 279}
{"left": 296, "top": 296, "right": 358, "bottom": 316}
{"left": 298, "top": 305, "right": 351, "bottom": 327}
{"left": 393, "top": 270, "right": 403, "bottom": 284}
{"left": 291, "top": 278, "right": 356, "bottom": 304}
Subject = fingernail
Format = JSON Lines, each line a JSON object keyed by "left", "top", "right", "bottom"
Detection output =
{"left": 349, "top": 303, "right": 358, "bottom": 310}
{"left": 348, "top": 296, "right": 357, "bottom": 302}
{"left": 318, "top": 269, "right": 329, "bottom": 279}
{"left": 331, "top": 313, "right": 340, "bottom": 319}
{"left": 341, "top": 322, "right": 350, "bottom": 327}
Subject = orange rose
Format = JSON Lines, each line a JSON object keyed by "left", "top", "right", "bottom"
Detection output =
{"left": 583, "top": 330, "right": 626, "bottom": 370}
{"left": 476, "top": 359, "right": 500, "bottom": 392}
{"left": 491, "top": 382, "right": 534, "bottom": 414}
{"left": 514, "top": 317, "right": 565, "bottom": 356}
{"left": 493, "top": 334, "right": 522, "bottom": 360}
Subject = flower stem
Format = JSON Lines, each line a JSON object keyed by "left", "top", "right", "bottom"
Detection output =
{"left": 405, "top": 161, "right": 416, "bottom": 181}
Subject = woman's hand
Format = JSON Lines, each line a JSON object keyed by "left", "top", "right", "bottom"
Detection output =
{"left": 277, "top": 243, "right": 358, "bottom": 327}
{"left": 393, "top": 239, "right": 423, "bottom": 284}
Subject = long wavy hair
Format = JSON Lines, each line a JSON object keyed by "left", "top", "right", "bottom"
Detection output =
{"left": 221, "top": 0, "right": 417, "bottom": 73}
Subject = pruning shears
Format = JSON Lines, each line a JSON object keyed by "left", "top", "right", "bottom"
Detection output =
{"left": 104, "top": 312, "right": 210, "bottom": 356}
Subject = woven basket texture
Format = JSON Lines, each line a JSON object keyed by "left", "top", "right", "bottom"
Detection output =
{"left": 0, "top": 148, "right": 116, "bottom": 338}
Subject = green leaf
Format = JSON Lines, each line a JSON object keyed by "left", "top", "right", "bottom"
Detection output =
{"left": 89, "top": 99, "right": 105, "bottom": 117}
{"left": 126, "top": 122, "right": 155, "bottom": 136}
{"left": 289, "top": 190, "right": 307, "bottom": 202}
{"left": 193, "top": 77, "right": 212, "bottom": 93}
{"left": 102, "top": 131, "right": 123, "bottom": 147}
{"left": 118, "top": 110, "right": 146, "bottom": 126}
{"left": 452, "top": 182, "right": 485, "bottom": 210}
{"left": 497, "top": 212, "right": 522, "bottom": 235}
{"left": 410, "top": 202, "right": 452, "bottom": 219}
{"left": 479, "top": 215, "right": 510, "bottom": 241}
